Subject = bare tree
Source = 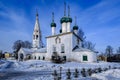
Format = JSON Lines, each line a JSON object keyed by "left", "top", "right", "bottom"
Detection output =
{"left": 24, "top": 41, "right": 32, "bottom": 49}
{"left": 12, "top": 40, "right": 24, "bottom": 52}
{"left": 83, "top": 41, "right": 95, "bottom": 51}
{"left": 77, "top": 28, "right": 95, "bottom": 51}
{"left": 116, "top": 47, "right": 120, "bottom": 54}
{"left": 105, "top": 45, "right": 113, "bottom": 57}
{"left": 0, "top": 50, "right": 2, "bottom": 59}
{"left": 77, "top": 28, "right": 86, "bottom": 41}
{"left": 13, "top": 40, "right": 32, "bottom": 51}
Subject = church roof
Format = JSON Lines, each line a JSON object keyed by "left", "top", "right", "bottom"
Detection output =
{"left": 46, "top": 32, "right": 72, "bottom": 38}
{"left": 20, "top": 48, "right": 34, "bottom": 55}
{"left": 46, "top": 32, "right": 82, "bottom": 41}
{"left": 73, "top": 48, "right": 92, "bottom": 52}
{"left": 33, "top": 47, "right": 46, "bottom": 53}
{"left": 72, "top": 46, "right": 93, "bottom": 52}
{"left": 19, "top": 47, "right": 47, "bottom": 54}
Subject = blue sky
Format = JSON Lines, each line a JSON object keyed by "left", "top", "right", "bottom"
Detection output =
{"left": 0, "top": 0, "right": 120, "bottom": 53}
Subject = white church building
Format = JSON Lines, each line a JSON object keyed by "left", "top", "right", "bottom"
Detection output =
{"left": 18, "top": 4, "right": 97, "bottom": 63}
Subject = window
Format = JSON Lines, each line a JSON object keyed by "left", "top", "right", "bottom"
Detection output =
{"left": 55, "top": 36, "right": 61, "bottom": 44}
{"left": 53, "top": 45, "right": 56, "bottom": 52}
{"left": 36, "top": 35, "right": 38, "bottom": 39}
{"left": 59, "top": 38, "right": 61, "bottom": 43}
{"left": 39, "top": 56, "right": 40, "bottom": 60}
{"left": 43, "top": 56, "right": 45, "bottom": 60}
{"left": 34, "top": 56, "right": 36, "bottom": 59}
{"left": 83, "top": 55, "right": 88, "bottom": 61}
{"left": 61, "top": 44, "right": 65, "bottom": 53}
{"left": 77, "top": 38, "right": 79, "bottom": 45}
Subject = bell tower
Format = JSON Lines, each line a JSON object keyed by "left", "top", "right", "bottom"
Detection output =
{"left": 32, "top": 10, "right": 43, "bottom": 49}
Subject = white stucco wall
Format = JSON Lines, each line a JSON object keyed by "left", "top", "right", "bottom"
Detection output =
{"left": 32, "top": 53, "right": 46, "bottom": 60}
{"left": 62, "top": 22, "right": 67, "bottom": 33}
{"left": 52, "top": 27, "right": 56, "bottom": 35}
{"left": 46, "top": 33, "right": 73, "bottom": 61}
{"left": 67, "top": 22, "right": 70, "bottom": 32}
{"left": 18, "top": 48, "right": 30, "bottom": 61}
{"left": 71, "top": 51, "right": 97, "bottom": 62}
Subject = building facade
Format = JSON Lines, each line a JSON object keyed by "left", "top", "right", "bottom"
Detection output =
{"left": 18, "top": 4, "right": 97, "bottom": 62}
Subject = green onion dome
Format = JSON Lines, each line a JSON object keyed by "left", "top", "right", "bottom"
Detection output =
{"left": 51, "top": 22, "right": 56, "bottom": 27}
{"left": 60, "top": 17, "right": 68, "bottom": 24}
{"left": 66, "top": 17, "right": 72, "bottom": 23}
{"left": 59, "top": 29, "right": 62, "bottom": 33}
{"left": 73, "top": 25, "right": 78, "bottom": 30}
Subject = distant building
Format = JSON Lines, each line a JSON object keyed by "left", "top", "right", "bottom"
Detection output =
{"left": 3, "top": 52, "right": 11, "bottom": 59}
{"left": 18, "top": 3, "right": 97, "bottom": 63}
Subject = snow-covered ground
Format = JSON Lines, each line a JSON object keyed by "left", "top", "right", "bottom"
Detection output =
{"left": 92, "top": 69, "right": 120, "bottom": 80}
{"left": 0, "top": 60, "right": 120, "bottom": 80}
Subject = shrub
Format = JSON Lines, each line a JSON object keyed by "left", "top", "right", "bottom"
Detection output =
{"left": 87, "top": 68, "right": 92, "bottom": 76}
{"left": 81, "top": 68, "right": 86, "bottom": 77}
{"left": 66, "top": 68, "right": 71, "bottom": 79}
{"left": 74, "top": 68, "right": 79, "bottom": 78}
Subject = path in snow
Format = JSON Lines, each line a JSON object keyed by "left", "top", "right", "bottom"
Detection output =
{"left": 4, "top": 62, "right": 14, "bottom": 68}
{"left": 0, "top": 71, "right": 53, "bottom": 80}
{"left": 0, "top": 70, "right": 99, "bottom": 80}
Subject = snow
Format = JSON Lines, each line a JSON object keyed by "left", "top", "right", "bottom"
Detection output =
{"left": 73, "top": 47, "right": 92, "bottom": 52}
{"left": 0, "top": 60, "right": 120, "bottom": 80}
{"left": 92, "top": 69, "right": 120, "bottom": 80}
{"left": 35, "top": 47, "right": 47, "bottom": 53}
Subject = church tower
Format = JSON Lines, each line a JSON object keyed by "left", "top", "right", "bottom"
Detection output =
{"left": 60, "top": 2, "right": 67, "bottom": 33}
{"left": 51, "top": 12, "right": 56, "bottom": 35}
{"left": 60, "top": 2, "right": 72, "bottom": 33}
{"left": 32, "top": 11, "right": 43, "bottom": 49}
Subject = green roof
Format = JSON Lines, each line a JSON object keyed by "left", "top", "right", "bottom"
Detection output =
{"left": 60, "top": 17, "right": 72, "bottom": 24}
{"left": 51, "top": 22, "right": 56, "bottom": 27}
{"left": 66, "top": 17, "right": 72, "bottom": 23}
{"left": 73, "top": 25, "right": 78, "bottom": 30}
{"left": 60, "top": 17, "right": 67, "bottom": 23}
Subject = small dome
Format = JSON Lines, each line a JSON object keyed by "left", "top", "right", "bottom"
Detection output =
{"left": 60, "top": 17, "right": 68, "bottom": 24}
{"left": 51, "top": 22, "right": 56, "bottom": 27}
{"left": 73, "top": 25, "right": 78, "bottom": 30}
{"left": 66, "top": 17, "right": 72, "bottom": 23}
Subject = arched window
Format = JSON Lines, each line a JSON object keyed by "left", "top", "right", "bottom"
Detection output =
{"left": 53, "top": 45, "right": 56, "bottom": 52}
{"left": 34, "top": 56, "right": 36, "bottom": 59}
{"left": 43, "top": 56, "right": 45, "bottom": 60}
{"left": 55, "top": 36, "right": 61, "bottom": 44}
{"left": 36, "top": 35, "right": 38, "bottom": 39}
{"left": 39, "top": 56, "right": 40, "bottom": 60}
{"left": 61, "top": 44, "right": 65, "bottom": 53}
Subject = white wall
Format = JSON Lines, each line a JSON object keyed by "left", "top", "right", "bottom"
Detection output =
{"left": 52, "top": 27, "right": 56, "bottom": 35}
{"left": 62, "top": 23, "right": 67, "bottom": 33}
{"left": 46, "top": 33, "right": 73, "bottom": 61}
{"left": 71, "top": 51, "right": 97, "bottom": 62}
{"left": 32, "top": 53, "right": 46, "bottom": 60}
{"left": 67, "top": 22, "right": 70, "bottom": 32}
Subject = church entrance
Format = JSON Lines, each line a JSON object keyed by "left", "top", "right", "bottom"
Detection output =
{"left": 20, "top": 53, "right": 24, "bottom": 61}
{"left": 83, "top": 55, "right": 88, "bottom": 61}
